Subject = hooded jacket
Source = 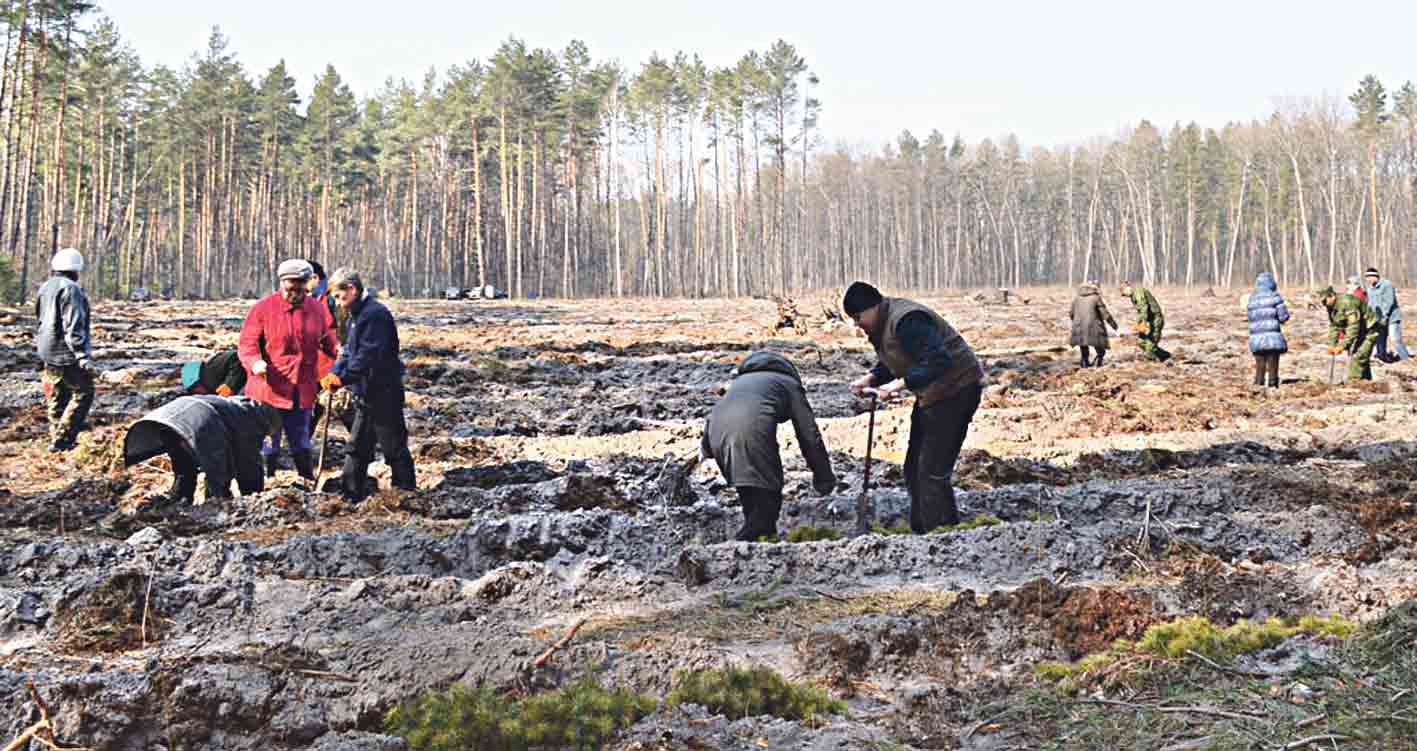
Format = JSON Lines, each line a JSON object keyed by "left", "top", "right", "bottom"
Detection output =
{"left": 1366, "top": 277, "right": 1401, "bottom": 324}
{"left": 701, "top": 352, "right": 834, "bottom": 492}
{"left": 124, "top": 396, "right": 276, "bottom": 495}
{"left": 34, "top": 274, "right": 92, "bottom": 367}
{"left": 1069, "top": 284, "right": 1116, "bottom": 349}
{"left": 1246, "top": 272, "right": 1290, "bottom": 354}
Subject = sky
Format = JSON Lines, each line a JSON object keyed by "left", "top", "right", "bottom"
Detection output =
{"left": 103, "top": 0, "right": 1417, "bottom": 151}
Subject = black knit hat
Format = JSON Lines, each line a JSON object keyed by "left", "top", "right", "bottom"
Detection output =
{"left": 842, "top": 281, "right": 883, "bottom": 316}
{"left": 1365, "top": 267, "right": 1380, "bottom": 278}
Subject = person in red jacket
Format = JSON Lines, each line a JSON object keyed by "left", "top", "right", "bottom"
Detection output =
{"left": 238, "top": 259, "right": 338, "bottom": 480}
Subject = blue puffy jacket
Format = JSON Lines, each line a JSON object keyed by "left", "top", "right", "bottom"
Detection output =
{"left": 1247, "top": 272, "right": 1290, "bottom": 354}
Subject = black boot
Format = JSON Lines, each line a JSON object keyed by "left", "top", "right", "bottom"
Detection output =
{"left": 264, "top": 453, "right": 279, "bottom": 478}
{"left": 292, "top": 450, "right": 316, "bottom": 481}
{"left": 1094, "top": 351, "right": 1105, "bottom": 367}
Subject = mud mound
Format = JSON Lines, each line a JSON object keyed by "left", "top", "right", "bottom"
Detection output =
{"left": 414, "top": 436, "right": 496, "bottom": 463}
{"left": 0, "top": 478, "right": 126, "bottom": 530}
{"left": 51, "top": 569, "right": 164, "bottom": 653}
{"left": 996, "top": 578, "right": 1160, "bottom": 658}
{"left": 955, "top": 450, "right": 1071, "bottom": 489}
{"left": 1165, "top": 556, "right": 1315, "bottom": 624}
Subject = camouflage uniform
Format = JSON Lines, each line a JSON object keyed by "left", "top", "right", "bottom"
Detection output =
{"left": 1128, "top": 287, "right": 1168, "bottom": 360}
{"left": 1326, "top": 291, "right": 1380, "bottom": 381}
{"left": 42, "top": 365, "right": 96, "bottom": 446}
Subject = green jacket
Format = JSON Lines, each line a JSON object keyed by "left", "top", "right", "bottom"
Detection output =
{"left": 1327, "top": 293, "right": 1378, "bottom": 351}
{"left": 1129, "top": 287, "right": 1163, "bottom": 325}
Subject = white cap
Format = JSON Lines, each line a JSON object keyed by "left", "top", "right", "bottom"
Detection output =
{"left": 51, "top": 248, "right": 84, "bottom": 273}
{"left": 277, "top": 259, "right": 314, "bottom": 281}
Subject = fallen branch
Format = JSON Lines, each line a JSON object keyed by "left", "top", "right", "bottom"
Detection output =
{"left": 1283, "top": 735, "right": 1352, "bottom": 749}
{"left": 975, "top": 345, "right": 1068, "bottom": 358}
{"left": 290, "top": 668, "right": 357, "bottom": 682}
{"left": 810, "top": 588, "right": 850, "bottom": 604}
{"left": 2, "top": 722, "right": 48, "bottom": 751}
{"left": 141, "top": 559, "right": 157, "bottom": 648}
{"left": 531, "top": 618, "right": 587, "bottom": 669}
{"left": 1183, "top": 649, "right": 1272, "bottom": 678}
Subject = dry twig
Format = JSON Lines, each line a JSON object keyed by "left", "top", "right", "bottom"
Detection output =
{"left": 1282, "top": 735, "right": 1352, "bottom": 749}
{"left": 531, "top": 617, "right": 588, "bottom": 669}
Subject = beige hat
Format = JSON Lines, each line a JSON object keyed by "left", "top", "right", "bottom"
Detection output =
{"left": 277, "top": 259, "right": 314, "bottom": 281}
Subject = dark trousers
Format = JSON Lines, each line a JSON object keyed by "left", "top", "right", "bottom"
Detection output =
{"left": 1252, "top": 353, "right": 1280, "bottom": 387}
{"left": 735, "top": 486, "right": 783, "bottom": 542}
{"left": 1375, "top": 324, "right": 1394, "bottom": 362}
{"left": 1079, "top": 346, "right": 1106, "bottom": 367}
{"left": 340, "top": 387, "right": 416, "bottom": 499}
{"left": 161, "top": 429, "right": 202, "bottom": 502}
{"left": 905, "top": 384, "right": 983, "bottom": 533}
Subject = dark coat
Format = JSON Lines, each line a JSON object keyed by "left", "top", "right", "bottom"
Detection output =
{"left": 1246, "top": 272, "right": 1290, "bottom": 354}
{"left": 1070, "top": 285, "right": 1117, "bottom": 348}
{"left": 702, "top": 352, "right": 835, "bottom": 492}
{"left": 124, "top": 396, "right": 275, "bottom": 496}
{"left": 331, "top": 291, "right": 403, "bottom": 401}
{"left": 199, "top": 349, "right": 248, "bottom": 394}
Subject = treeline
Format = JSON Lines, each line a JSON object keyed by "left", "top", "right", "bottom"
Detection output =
{"left": 1, "top": 2, "right": 1415, "bottom": 302}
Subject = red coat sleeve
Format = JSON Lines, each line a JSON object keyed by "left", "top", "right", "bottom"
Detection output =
{"left": 238, "top": 299, "right": 266, "bottom": 371}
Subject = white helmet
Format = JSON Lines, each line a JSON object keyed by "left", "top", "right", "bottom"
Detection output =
{"left": 51, "top": 248, "right": 84, "bottom": 273}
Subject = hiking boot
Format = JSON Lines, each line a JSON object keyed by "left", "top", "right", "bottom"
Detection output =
{"left": 292, "top": 450, "right": 316, "bottom": 481}
{"left": 48, "top": 438, "right": 76, "bottom": 453}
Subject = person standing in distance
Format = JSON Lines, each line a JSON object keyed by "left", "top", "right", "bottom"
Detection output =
{"left": 844, "top": 282, "right": 985, "bottom": 533}
{"left": 35, "top": 248, "right": 98, "bottom": 452}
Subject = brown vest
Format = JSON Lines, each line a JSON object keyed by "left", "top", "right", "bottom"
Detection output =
{"left": 872, "top": 297, "right": 984, "bottom": 407}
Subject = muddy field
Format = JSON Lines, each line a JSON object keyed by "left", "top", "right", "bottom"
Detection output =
{"left": 3, "top": 287, "right": 1417, "bottom": 750}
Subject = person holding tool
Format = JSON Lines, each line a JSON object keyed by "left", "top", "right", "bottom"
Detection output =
{"left": 844, "top": 282, "right": 984, "bottom": 534}
{"left": 320, "top": 268, "right": 416, "bottom": 502}
{"left": 1319, "top": 285, "right": 1379, "bottom": 382}
{"left": 35, "top": 248, "right": 98, "bottom": 452}
{"left": 701, "top": 352, "right": 835, "bottom": 542}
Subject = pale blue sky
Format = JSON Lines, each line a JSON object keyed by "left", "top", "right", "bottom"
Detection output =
{"left": 103, "top": 0, "right": 1417, "bottom": 150}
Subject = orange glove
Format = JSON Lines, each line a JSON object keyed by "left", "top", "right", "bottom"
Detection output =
{"left": 1132, "top": 322, "right": 1148, "bottom": 334}
{"left": 1327, "top": 346, "right": 1344, "bottom": 356}
{"left": 215, "top": 384, "right": 234, "bottom": 397}
{"left": 320, "top": 372, "right": 342, "bottom": 392}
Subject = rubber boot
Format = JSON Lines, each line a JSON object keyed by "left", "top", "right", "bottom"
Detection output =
{"left": 292, "top": 450, "right": 316, "bottom": 481}
{"left": 264, "top": 453, "right": 279, "bottom": 478}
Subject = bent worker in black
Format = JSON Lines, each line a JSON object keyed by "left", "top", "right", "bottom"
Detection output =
{"left": 844, "top": 282, "right": 985, "bottom": 533}
{"left": 122, "top": 395, "right": 279, "bottom": 507}
{"left": 702, "top": 352, "right": 836, "bottom": 542}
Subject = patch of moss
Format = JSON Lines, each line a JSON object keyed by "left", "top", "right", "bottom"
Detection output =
{"left": 386, "top": 676, "right": 654, "bottom": 751}
{"left": 786, "top": 526, "right": 843, "bottom": 543}
{"left": 666, "top": 665, "right": 846, "bottom": 722}
{"left": 871, "top": 514, "right": 1003, "bottom": 536}
{"left": 1036, "top": 613, "right": 1356, "bottom": 690}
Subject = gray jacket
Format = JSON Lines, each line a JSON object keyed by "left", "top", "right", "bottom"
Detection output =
{"left": 34, "top": 274, "right": 92, "bottom": 367}
{"left": 702, "top": 352, "right": 835, "bottom": 493}
{"left": 1366, "top": 278, "right": 1401, "bottom": 323}
{"left": 124, "top": 396, "right": 276, "bottom": 496}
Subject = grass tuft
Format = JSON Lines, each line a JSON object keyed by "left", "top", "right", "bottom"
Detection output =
{"left": 786, "top": 525, "right": 843, "bottom": 543}
{"left": 665, "top": 665, "right": 846, "bottom": 723}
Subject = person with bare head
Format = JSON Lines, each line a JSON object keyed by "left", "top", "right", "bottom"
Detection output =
{"left": 238, "top": 259, "right": 338, "bottom": 481}
{"left": 843, "top": 282, "right": 984, "bottom": 533}
{"left": 320, "top": 268, "right": 416, "bottom": 501}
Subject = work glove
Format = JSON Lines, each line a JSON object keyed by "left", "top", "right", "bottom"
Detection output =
{"left": 215, "top": 384, "right": 234, "bottom": 397}
{"left": 1327, "top": 346, "right": 1344, "bottom": 356}
{"left": 251, "top": 360, "right": 268, "bottom": 377}
{"left": 1132, "top": 322, "right": 1148, "bottom": 334}
{"left": 320, "top": 372, "right": 343, "bottom": 392}
{"left": 813, "top": 472, "right": 836, "bottom": 496}
{"left": 848, "top": 374, "right": 874, "bottom": 398}
{"left": 76, "top": 358, "right": 99, "bottom": 375}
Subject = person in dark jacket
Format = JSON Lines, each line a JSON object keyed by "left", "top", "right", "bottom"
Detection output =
{"left": 844, "top": 282, "right": 985, "bottom": 533}
{"left": 180, "top": 349, "right": 247, "bottom": 396}
{"left": 123, "top": 395, "right": 279, "bottom": 506}
{"left": 320, "top": 268, "right": 416, "bottom": 500}
{"left": 702, "top": 352, "right": 836, "bottom": 542}
{"left": 1070, "top": 283, "right": 1118, "bottom": 367}
{"left": 35, "top": 248, "right": 98, "bottom": 451}
{"left": 1246, "top": 272, "right": 1290, "bottom": 388}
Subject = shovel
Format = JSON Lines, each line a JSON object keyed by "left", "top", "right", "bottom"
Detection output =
{"left": 313, "top": 389, "right": 333, "bottom": 492}
{"left": 853, "top": 391, "right": 879, "bottom": 536}
{"left": 1328, "top": 352, "right": 1336, "bottom": 385}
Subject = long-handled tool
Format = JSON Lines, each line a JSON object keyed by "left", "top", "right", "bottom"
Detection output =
{"left": 853, "top": 391, "right": 879, "bottom": 536}
{"left": 313, "top": 389, "right": 333, "bottom": 492}
{"left": 1328, "top": 352, "right": 1336, "bottom": 385}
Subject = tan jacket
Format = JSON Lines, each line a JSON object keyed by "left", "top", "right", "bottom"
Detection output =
{"left": 871, "top": 297, "right": 983, "bottom": 407}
